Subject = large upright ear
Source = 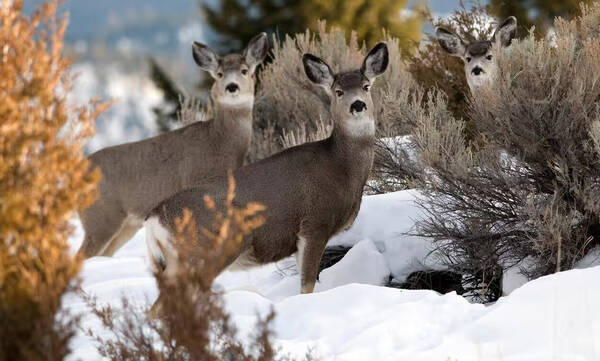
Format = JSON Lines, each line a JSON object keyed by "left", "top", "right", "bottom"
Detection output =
{"left": 192, "top": 41, "right": 219, "bottom": 76}
{"left": 243, "top": 32, "right": 268, "bottom": 73}
{"left": 492, "top": 16, "right": 517, "bottom": 47}
{"left": 436, "top": 27, "right": 466, "bottom": 57}
{"left": 361, "top": 42, "right": 389, "bottom": 82}
{"left": 302, "top": 53, "right": 334, "bottom": 90}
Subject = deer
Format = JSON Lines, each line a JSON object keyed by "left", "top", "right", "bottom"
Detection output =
{"left": 436, "top": 16, "right": 517, "bottom": 92}
{"left": 144, "top": 42, "right": 389, "bottom": 304}
{"left": 77, "top": 33, "right": 269, "bottom": 258}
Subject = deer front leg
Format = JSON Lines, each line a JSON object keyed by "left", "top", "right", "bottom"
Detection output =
{"left": 296, "top": 235, "right": 328, "bottom": 294}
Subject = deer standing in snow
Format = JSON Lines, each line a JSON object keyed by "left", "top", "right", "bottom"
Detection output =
{"left": 436, "top": 16, "right": 517, "bottom": 92}
{"left": 144, "top": 43, "right": 389, "bottom": 300}
{"left": 78, "top": 33, "right": 268, "bottom": 258}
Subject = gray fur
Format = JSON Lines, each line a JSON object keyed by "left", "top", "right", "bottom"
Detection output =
{"left": 78, "top": 34, "right": 268, "bottom": 258}
{"left": 146, "top": 43, "right": 390, "bottom": 298}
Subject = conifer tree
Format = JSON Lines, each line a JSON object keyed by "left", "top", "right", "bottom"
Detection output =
{"left": 488, "top": 0, "right": 593, "bottom": 36}
{"left": 202, "top": 0, "right": 421, "bottom": 54}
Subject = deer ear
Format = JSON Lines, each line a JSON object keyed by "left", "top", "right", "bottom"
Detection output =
{"left": 436, "top": 27, "right": 466, "bottom": 57}
{"left": 361, "top": 42, "right": 389, "bottom": 82}
{"left": 303, "top": 53, "right": 334, "bottom": 89}
{"left": 192, "top": 41, "right": 219, "bottom": 77}
{"left": 493, "top": 16, "right": 517, "bottom": 47}
{"left": 243, "top": 32, "right": 269, "bottom": 73}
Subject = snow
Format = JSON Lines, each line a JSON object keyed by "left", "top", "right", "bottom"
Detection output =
{"left": 329, "top": 190, "right": 445, "bottom": 282}
{"left": 318, "top": 240, "right": 390, "bottom": 291}
{"left": 501, "top": 257, "right": 536, "bottom": 296}
{"left": 64, "top": 190, "right": 600, "bottom": 361}
{"left": 69, "top": 62, "right": 164, "bottom": 154}
{"left": 575, "top": 246, "right": 600, "bottom": 269}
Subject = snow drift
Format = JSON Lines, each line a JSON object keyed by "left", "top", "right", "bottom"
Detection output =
{"left": 65, "top": 190, "right": 600, "bottom": 360}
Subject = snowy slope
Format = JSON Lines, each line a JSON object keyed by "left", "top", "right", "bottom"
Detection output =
{"left": 65, "top": 190, "right": 600, "bottom": 360}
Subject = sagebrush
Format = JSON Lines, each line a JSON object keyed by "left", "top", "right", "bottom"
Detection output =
{"left": 406, "top": 3, "right": 600, "bottom": 301}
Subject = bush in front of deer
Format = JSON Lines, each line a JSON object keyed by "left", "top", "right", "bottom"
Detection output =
{"left": 0, "top": 1, "right": 105, "bottom": 359}
{"left": 87, "top": 177, "right": 315, "bottom": 361}
{"left": 409, "top": 3, "right": 600, "bottom": 301}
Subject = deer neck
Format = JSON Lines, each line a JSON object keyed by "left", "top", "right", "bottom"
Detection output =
{"left": 329, "top": 114, "right": 376, "bottom": 180}
{"left": 212, "top": 101, "right": 254, "bottom": 137}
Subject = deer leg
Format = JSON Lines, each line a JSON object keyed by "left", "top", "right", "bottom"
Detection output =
{"left": 99, "top": 217, "right": 142, "bottom": 257}
{"left": 78, "top": 203, "right": 127, "bottom": 258}
{"left": 296, "top": 235, "right": 328, "bottom": 294}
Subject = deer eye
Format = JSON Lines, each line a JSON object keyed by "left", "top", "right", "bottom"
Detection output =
{"left": 363, "top": 84, "right": 370, "bottom": 92}
{"left": 335, "top": 89, "right": 344, "bottom": 97}
{"left": 486, "top": 55, "right": 493, "bottom": 60}
{"left": 466, "top": 57, "right": 472, "bottom": 63}
{"left": 217, "top": 72, "right": 223, "bottom": 78}
{"left": 241, "top": 69, "right": 248, "bottom": 75}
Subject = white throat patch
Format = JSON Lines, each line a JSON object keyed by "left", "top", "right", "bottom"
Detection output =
{"left": 344, "top": 114, "right": 375, "bottom": 137}
{"left": 218, "top": 94, "right": 254, "bottom": 107}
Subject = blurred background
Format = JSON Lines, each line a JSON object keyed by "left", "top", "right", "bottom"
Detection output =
{"left": 22, "top": 0, "right": 578, "bottom": 153}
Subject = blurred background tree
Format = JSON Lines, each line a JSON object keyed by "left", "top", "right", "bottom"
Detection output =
{"left": 488, "top": 0, "right": 594, "bottom": 36}
{"left": 202, "top": 0, "right": 422, "bottom": 54}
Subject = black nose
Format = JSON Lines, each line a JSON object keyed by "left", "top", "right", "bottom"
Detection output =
{"left": 226, "top": 83, "right": 239, "bottom": 93}
{"left": 350, "top": 100, "right": 367, "bottom": 113}
{"left": 471, "top": 67, "right": 483, "bottom": 76}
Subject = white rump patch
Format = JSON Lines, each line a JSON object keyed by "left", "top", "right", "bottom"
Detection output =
{"left": 144, "top": 216, "right": 174, "bottom": 272}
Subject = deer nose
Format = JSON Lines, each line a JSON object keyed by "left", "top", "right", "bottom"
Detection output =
{"left": 471, "top": 67, "right": 483, "bottom": 76}
{"left": 226, "top": 83, "right": 239, "bottom": 93}
{"left": 350, "top": 100, "right": 367, "bottom": 114}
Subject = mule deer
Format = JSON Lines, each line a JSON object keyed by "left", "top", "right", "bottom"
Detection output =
{"left": 436, "top": 16, "right": 517, "bottom": 92}
{"left": 78, "top": 33, "right": 268, "bottom": 258}
{"left": 145, "top": 43, "right": 389, "bottom": 298}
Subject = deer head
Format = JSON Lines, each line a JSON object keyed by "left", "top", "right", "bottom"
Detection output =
{"left": 192, "top": 33, "right": 268, "bottom": 107}
{"left": 436, "top": 16, "right": 517, "bottom": 92}
{"left": 302, "top": 43, "right": 389, "bottom": 137}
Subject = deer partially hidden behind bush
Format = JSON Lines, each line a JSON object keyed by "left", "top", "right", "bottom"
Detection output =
{"left": 145, "top": 43, "right": 389, "bottom": 303}
{"left": 78, "top": 33, "right": 268, "bottom": 258}
{"left": 436, "top": 16, "right": 517, "bottom": 92}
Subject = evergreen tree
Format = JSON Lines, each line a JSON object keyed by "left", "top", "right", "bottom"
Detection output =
{"left": 202, "top": 0, "right": 309, "bottom": 53}
{"left": 305, "top": 0, "right": 422, "bottom": 53}
{"left": 488, "top": 0, "right": 593, "bottom": 36}
{"left": 202, "top": 0, "right": 422, "bottom": 54}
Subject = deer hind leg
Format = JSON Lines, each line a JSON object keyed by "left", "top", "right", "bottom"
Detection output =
{"left": 78, "top": 203, "right": 128, "bottom": 258}
{"left": 99, "top": 215, "right": 143, "bottom": 257}
{"left": 296, "top": 234, "right": 328, "bottom": 294}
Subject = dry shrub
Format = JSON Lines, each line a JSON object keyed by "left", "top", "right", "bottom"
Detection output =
{"left": 409, "top": 3, "right": 600, "bottom": 301}
{"left": 88, "top": 177, "right": 314, "bottom": 361}
{"left": 0, "top": 0, "right": 105, "bottom": 359}
{"left": 251, "top": 21, "right": 416, "bottom": 160}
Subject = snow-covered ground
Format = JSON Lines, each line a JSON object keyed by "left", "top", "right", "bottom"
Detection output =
{"left": 65, "top": 190, "right": 600, "bottom": 361}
